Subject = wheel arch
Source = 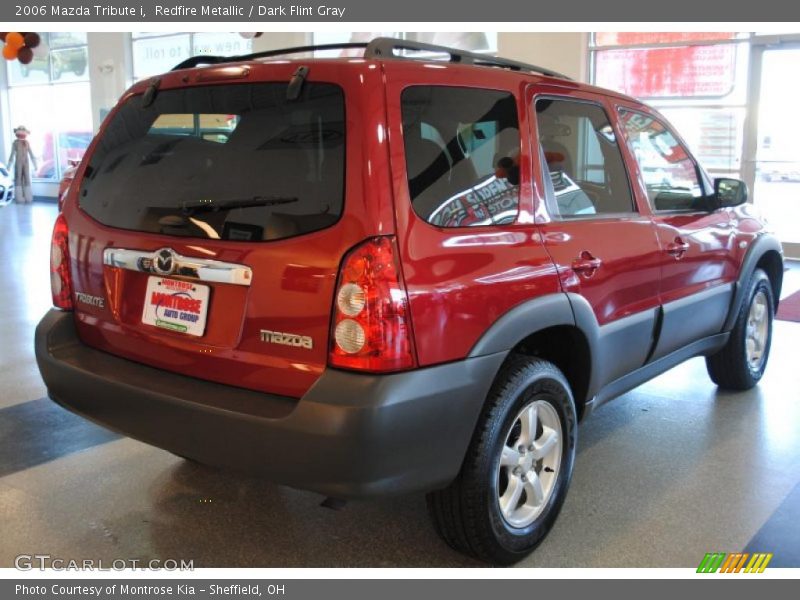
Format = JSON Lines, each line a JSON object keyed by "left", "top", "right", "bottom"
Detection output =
{"left": 468, "top": 294, "right": 597, "bottom": 419}
{"left": 755, "top": 249, "right": 783, "bottom": 307}
{"left": 724, "top": 234, "right": 784, "bottom": 331}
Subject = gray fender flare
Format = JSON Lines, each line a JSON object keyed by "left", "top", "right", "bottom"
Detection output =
{"left": 723, "top": 233, "right": 783, "bottom": 332}
{"left": 468, "top": 292, "right": 602, "bottom": 399}
{"left": 564, "top": 293, "right": 604, "bottom": 400}
{"left": 468, "top": 293, "right": 576, "bottom": 357}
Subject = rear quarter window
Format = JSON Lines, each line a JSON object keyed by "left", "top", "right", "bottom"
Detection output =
{"left": 401, "top": 86, "right": 521, "bottom": 227}
{"left": 79, "top": 82, "right": 345, "bottom": 242}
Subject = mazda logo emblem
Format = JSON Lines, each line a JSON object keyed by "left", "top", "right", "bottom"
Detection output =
{"left": 154, "top": 248, "right": 176, "bottom": 276}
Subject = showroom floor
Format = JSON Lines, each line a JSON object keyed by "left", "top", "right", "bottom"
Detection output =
{"left": 1, "top": 201, "right": 799, "bottom": 568}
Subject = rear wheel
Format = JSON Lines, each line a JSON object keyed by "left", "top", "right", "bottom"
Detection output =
{"left": 427, "top": 357, "right": 577, "bottom": 565}
{"left": 706, "top": 268, "right": 774, "bottom": 390}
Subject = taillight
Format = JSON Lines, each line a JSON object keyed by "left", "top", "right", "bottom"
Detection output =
{"left": 329, "top": 236, "right": 416, "bottom": 372}
{"left": 50, "top": 214, "right": 73, "bottom": 310}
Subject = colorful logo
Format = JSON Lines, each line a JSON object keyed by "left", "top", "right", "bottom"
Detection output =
{"left": 697, "top": 552, "right": 773, "bottom": 573}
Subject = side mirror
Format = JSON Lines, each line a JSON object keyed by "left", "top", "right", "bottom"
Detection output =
{"left": 713, "top": 177, "right": 748, "bottom": 209}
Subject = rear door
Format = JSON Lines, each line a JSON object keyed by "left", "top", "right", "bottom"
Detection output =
{"left": 529, "top": 87, "right": 662, "bottom": 388}
{"left": 615, "top": 105, "right": 738, "bottom": 358}
{"left": 64, "top": 61, "right": 393, "bottom": 398}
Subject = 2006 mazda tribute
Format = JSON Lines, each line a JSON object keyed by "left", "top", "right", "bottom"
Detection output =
{"left": 36, "top": 38, "right": 783, "bottom": 564}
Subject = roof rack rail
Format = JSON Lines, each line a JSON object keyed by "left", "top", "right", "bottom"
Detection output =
{"left": 171, "top": 37, "right": 571, "bottom": 81}
{"left": 365, "top": 37, "right": 571, "bottom": 80}
{"left": 171, "top": 42, "right": 369, "bottom": 71}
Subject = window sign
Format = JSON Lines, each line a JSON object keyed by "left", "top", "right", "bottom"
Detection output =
{"left": 7, "top": 32, "right": 89, "bottom": 86}
{"left": 132, "top": 34, "right": 191, "bottom": 79}
{"left": 132, "top": 33, "right": 253, "bottom": 80}
{"left": 595, "top": 45, "right": 737, "bottom": 99}
{"left": 48, "top": 47, "right": 89, "bottom": 83}
{"left": 594, "top": 32, "right": 737, "bottom": 46}
{"left": 192, "top": 33, "right": 253, "bottom": 57}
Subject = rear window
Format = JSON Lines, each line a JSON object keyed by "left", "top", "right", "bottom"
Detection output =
{"left": 79, "top": 82, "right": 345, "bottom": 242}
{"left": 401, "top": 86, "right": 520, "bottom": 227}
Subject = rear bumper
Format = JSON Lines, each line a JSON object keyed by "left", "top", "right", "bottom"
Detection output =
{"left": 35, "top": 309, "right": 506, "bottom": 498}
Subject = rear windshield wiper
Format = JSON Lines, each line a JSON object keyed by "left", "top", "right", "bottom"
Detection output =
{"left": 180, "top": 196, "right": 298, "bottom": 215}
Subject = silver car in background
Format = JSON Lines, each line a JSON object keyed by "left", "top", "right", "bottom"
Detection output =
{"left": 0, "top": 163, "right": 14, "bottom": 206}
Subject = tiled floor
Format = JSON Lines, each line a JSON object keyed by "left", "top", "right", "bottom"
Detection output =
{"left": 1, "top": 202, "right": 798, "bottom": 567}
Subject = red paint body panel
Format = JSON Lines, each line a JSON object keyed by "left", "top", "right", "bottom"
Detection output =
{"left": 537, "top": 217, "right": 663, "bottom": 323}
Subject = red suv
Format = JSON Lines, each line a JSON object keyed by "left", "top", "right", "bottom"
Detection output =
{"left": 35, "top": 38, "right": 783, "bottom": 564}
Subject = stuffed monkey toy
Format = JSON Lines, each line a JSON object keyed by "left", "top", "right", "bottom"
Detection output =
{"left": 7, "top": 125, "right": 38, "bottom": 204}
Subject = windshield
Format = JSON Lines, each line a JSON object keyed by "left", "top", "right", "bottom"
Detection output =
{"left": 79, "top": 82, "right": 345, "bottom": 242}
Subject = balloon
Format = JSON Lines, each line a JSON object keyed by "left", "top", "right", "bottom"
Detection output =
{"left": 0, "top": 33, "right": 7, "bottom": 42}
{"left": 23, "top": 33, "right": 40, "bottom": 48}
{"left": 17, "top": 46, "right": 33, "bottom": 65}
{"left": 2, "top": 44, "right": 18, "bottom": 60}
{"left": 6, "top": 32, "right": 24, "bottom": 49}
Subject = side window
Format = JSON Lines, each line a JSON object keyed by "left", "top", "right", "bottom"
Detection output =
{"left": 618, "top": 109, "right": 705, "bottom": 212}
{"left": 401, "top": 86, "right": 520, "bottom": 227}
{"left": 535, "top": 98, "right": 636, "bottom": 218}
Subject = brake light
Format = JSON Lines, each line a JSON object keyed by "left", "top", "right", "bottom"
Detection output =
{"left": 329, "top": 236, "right": 417, "bottom": 372}
{"left": 50, "top": 214, "right": 73, "bottom": 310}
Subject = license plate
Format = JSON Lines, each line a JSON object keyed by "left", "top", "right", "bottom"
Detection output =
{"left": 141, "top": 276, "right": 210, "bottom": 337}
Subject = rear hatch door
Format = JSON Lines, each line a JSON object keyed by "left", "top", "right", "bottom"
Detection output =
{"left": 65, "top": 62, "right": 389, "bottom": 398}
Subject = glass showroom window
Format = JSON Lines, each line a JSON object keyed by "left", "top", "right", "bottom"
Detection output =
{"left": 131, "top": 33, "right": 254, "bottom": 80}
{"left": 5, "top": 33, "right": 92, "bottom": 182}
{"left": 591, "top": 32, "right": 750, "bottom": 180}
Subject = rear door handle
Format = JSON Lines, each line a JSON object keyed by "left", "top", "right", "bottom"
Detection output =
{"left": 666, "top": 237, "right": 690, "bottom": 258}
{"left": 572, "top": 251, "right": 602, "bottom": 276}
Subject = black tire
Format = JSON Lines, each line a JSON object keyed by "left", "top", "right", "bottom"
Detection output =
{"left": 706, "top": 268, "right": 774, "bottom": 390}
{"left": 427, "top": 356, "right": 577, "bottom": 565}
